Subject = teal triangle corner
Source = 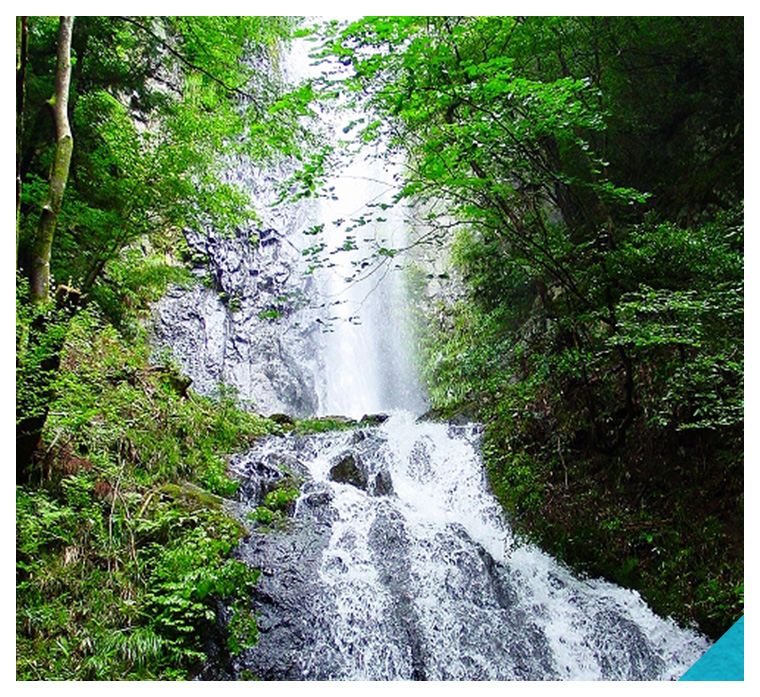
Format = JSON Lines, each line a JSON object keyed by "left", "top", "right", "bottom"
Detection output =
{"left": 679, "top": 615, "right": 744, "bottom": 681}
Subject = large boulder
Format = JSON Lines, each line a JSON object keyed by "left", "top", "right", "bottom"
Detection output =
{"left": 328, "top": 453, "right": 368, "bottom": 490}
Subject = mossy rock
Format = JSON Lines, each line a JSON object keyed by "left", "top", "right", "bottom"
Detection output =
{"left": 417, "top": 402, "right": 479, "bottom": 425}
{"left": 151, "top": 365, "right": 193, "bottom": 398}
{"left": 359, "top": 413, "right": 390, "bottom": 426}
{"left": 160, "top": 481, "right": 225, "bottom": 511}
{"left": 294, "top": 415, "right": 359, "bottom": 433}
{"left": 269, "top": 413, "right": 295, "bottom": 426}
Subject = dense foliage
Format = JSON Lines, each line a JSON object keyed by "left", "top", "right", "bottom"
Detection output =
{"left": 320, "top": 16, "right": 743, "bottom": 638}
{"left": 17, "top": 15, "right": 305, "bottom": 322}
{"left": 16, "top": 311, "right": 277, "bottom": 679}
{"left": 15, "top": 15, "right": 310, "bottom": 680}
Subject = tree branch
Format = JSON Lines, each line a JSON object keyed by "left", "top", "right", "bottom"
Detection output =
{"left": 115, "top": 16, "right": 262, "bottom": 111}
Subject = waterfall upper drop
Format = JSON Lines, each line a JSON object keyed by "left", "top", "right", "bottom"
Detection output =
{"left": 150, "top": 149, "right": 428, "bottom": 420}
{"left": 314, "top": 151, "right": 428, "bottom": 418}
{"left": 152, "top": 38, "right": 428, "bottom": 420}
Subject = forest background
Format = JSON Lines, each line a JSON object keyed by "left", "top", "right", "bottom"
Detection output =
{"left": 8, "top": 5, "right": 753, "bottom": 683}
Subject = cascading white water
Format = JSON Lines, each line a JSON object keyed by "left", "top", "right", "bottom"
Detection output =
{"left": 308, "top": 126, "right": 425, "bottom": 418}
{"left": 313, "top": 134, "right": 427, "bottom": 417}
{"left": 231, "top": 414, "right": 710, "bottom": 680}
{"left": 281, "top": 27, "right": 427, "bottom": 418}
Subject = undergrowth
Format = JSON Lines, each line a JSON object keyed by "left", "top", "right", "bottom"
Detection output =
{"left": 16, "top": 309, "right": 278, "bottom": 680}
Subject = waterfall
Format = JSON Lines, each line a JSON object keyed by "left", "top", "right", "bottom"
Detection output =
{"left": 150, "top": 33, "right": 711, "bottom": 681}
{"left": 315, "top": 151, "right": 427, "bottom": 417}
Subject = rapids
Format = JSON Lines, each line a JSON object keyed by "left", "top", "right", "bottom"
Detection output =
{"left": 221, "top": 413, "right": 709, "bottom": 680}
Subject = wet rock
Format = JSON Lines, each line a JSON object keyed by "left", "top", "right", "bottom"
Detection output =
{"left": 351, "top": 430, "right": 368, "bottom": 444}
{"left": 266, "top": 452, "right": 309, "bottom": 479}
{"left": 368, "top": 506, "right": 426, "bottom": 679}
{"left": 228, "top": 508, "right": 337, "bottom": 681}
{"left": 590, "top": 611, "right": 664, "bottom": 680}
{"left": 359, "top": 413, "right": 390, "bottom": 426}
{"left": 196, "top": 598, "right": 237, "bottom": 680}
{"left": 371, "top": 470, "right": 394, "bottom": 497}
{"left": 229, "top": 448, "right": 309, "bottom": 511}
{"left": 301, "top": 489, "right": 333, "bottom": 509}
{"left": 329, "top": 453, "right": 368, "bottom": 490}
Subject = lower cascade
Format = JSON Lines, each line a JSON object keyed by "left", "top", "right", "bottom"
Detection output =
{"left": 207, "top": 412, "right": 709, "bottom": 681}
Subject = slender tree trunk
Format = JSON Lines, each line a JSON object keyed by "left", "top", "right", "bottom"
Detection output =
{"left": 30, "top": 15, "right": 74, "bottom": 305}
{"left": 18, "top": 17, "right": 75, "bottom": 482}
{"left": 17, "top": 16, "right": 27, "bottom": 266}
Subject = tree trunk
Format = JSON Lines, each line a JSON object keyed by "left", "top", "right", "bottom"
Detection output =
{"left": 17, "top": 16, "right": 27, "bottom": 266}
{"left": 16, "top": 319, "right": 67, "bottom": 484}
{"left": 30, "top": 15, "right": 74, "bottom": 305}
{"left": 18, "top": 17, "right": 75, "bottom": 482}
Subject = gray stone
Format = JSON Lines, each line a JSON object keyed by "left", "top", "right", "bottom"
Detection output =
{"left": 151, "top": 221, "right": 323, "bottom": 417}
{"left": 372, "top": 470, "right": 394, "bottom": 497}
{"left": 328, "top": 454, "right": 368, "bottom": 490}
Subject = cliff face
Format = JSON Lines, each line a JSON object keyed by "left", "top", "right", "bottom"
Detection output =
{"left": 152, "top": 222, "right": 325, "bottom": 418}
